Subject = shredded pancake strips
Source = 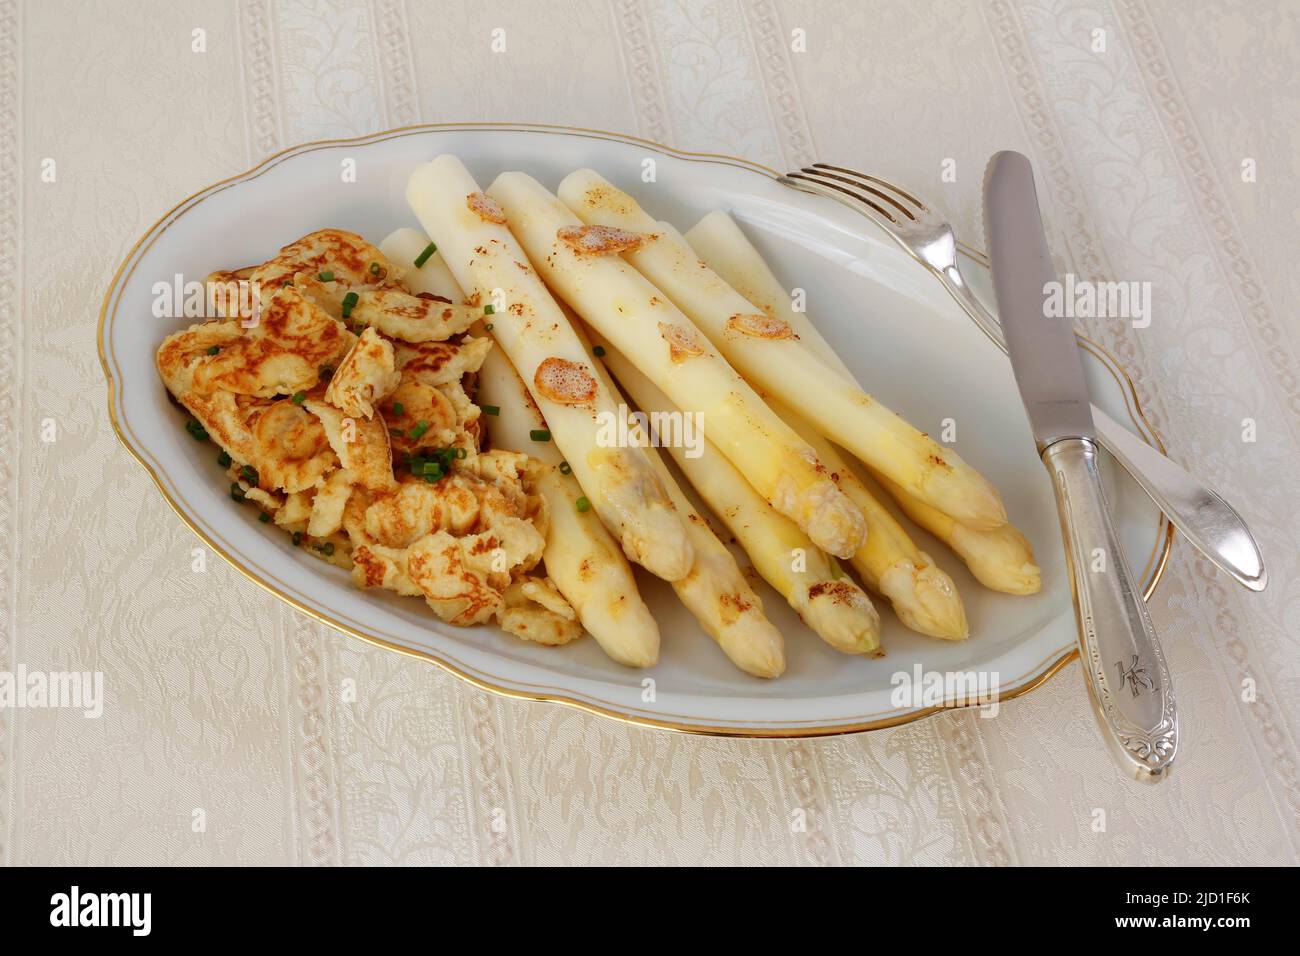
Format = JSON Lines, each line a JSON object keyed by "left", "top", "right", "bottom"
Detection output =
{"left": 156, "top": 228, "right": 582, "bottom": 647}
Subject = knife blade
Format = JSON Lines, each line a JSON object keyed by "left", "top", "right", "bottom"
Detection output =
{"left": 984, "top": 150, "right": 1179, "bottom": 782}
{"left": 983, "top": 151, "right": 1095, "bottom": 448}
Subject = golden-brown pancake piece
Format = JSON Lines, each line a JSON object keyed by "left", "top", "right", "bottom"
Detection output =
{"left": 157, "top": 228, "right": 577, "bottom": 642}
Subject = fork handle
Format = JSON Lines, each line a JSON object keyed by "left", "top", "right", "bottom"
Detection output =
{"left": 1043, "top": 438, "right": 1178, "bottom": 782}
{"left": 939, "top": 265, "right": 1266, "bottom": 592}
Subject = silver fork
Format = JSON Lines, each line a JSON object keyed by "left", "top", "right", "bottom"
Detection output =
{"left": 780, "top": 163, "right": 1266, "bottom": 592}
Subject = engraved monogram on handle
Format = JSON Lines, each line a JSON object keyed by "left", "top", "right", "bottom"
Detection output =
{"left": 1116, "top": 655, "right": 1154, "bottom": 699}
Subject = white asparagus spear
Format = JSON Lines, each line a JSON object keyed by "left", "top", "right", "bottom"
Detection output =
{"left": 870, "top": 469, "right": 1041, "bottom": 595}
{"left": 382, "top": 227, "right": 662, "bottom": 666}
{"left": 405, "top": 156, "right": 693, "bottom": 582}
{"left": 684, "top": 210, "right": 1040, "bottom": 595}
{"left": 623, "top": 442, "right": 788, "bottom": 676}
{"left": 566, "top": 319, "right": 785, "bottom": 675}
{"left": 773, "top": 397, "right": 968, "bottom": 640}
{"left": 591, "top": 329, "right": 882, "bottom": 656}
{"left": 558, "top": 170, "right": 1007, "bottom": 531}
{"left": 476, "top": 345, "right": 662, "bottom": 666}
{"left": 486, "top": 170, "right": 866, "bottom": 560}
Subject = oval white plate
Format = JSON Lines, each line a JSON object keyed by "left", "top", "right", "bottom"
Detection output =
{"left": 100, "top": 123, "right": 1171, "bottom": 736}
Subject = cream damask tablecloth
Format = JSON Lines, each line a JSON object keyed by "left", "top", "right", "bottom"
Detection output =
{"left": 3, "top": 0, "right": 1297, "bottom": 866}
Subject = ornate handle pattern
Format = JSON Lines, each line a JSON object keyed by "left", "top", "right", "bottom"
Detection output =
{"left": 1042, "top": 438, "right": 1179, "bottom": 782}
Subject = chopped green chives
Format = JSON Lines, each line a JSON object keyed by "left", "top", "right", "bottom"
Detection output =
{"left": 318, "top": 270, "right": 334, "bottom": 282}
{"left": 592, "top": 345, "right": 606, "bottom": 357}
{"left": 480, "top": 404, "right": 500, "bottom": 416}
{"left": 392, "top": 401, "right": 405, "bottom": 417}
{"left": 413, "top": 242, "right": 437, "bottom": 268}
{"left": 530, "top": 429, "right": 551, "bottom": 442}
{"left": 484, "top": 323, "right": 494, "bottom": 332}
{"left": 292, "top": 531, "right": 302, "bottom": 546}
{"left": 408, "top": 420, "right": 430, "bottom": 440}
{"left": 317, "top": 542, "right": 335, "bottom": 557}
{"left": 258, "top": 512, "right": 271, "bottom": 523}
{"left": 217, "top": 450, "right": 232, "bottom": 468}
{"left": 575, "top": 496, "right": 591, "bottom": 513}
{"left": 483, "top": 303, "right": 496, "bottom": 315}
{"left": 341, "top": 291, "right": 359, "bottom": 318}
{"left": 185, "top": 418, "right": 209, "bottom": 441}
{"left": 558, "top": 461, "right": 571, "bottom": 475}
{"left": 407, "top": 446, "right": 465, "bottom": 478}
{"left": 369, "top": 262, "right": 382, "bottom": 276}
{"left": 240, "top": 465, "right": 259, "bottom": 485}
{"left": 291, "top": 391, "right": 306, "bottom": 405}
{"left": 230, "top": 483, "right": 246, "bottom": 502}
{"left": 206, "top": 345, "right": 221, "bottom": 355}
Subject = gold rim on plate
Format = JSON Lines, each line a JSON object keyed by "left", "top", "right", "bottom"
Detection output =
{"left": 97, "top": 122, "right": 1173, "bottom": 738}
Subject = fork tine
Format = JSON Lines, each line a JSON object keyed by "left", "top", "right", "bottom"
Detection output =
{"left": 800, "top": 167, "right": 916, "bottom": 220}
{"left": 781, "top": 172, "right": 900, "bottom": 224}
{"left": 811, "top": 163, "right": 928, "bottom": 215}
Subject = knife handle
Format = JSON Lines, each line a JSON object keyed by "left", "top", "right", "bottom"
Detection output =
{"left": 1042, "top": 437, "right": 1179, "bottom": 782}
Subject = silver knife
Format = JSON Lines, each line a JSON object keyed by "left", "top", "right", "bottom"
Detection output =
{"left": 984, "top": 151, "right": 1178, "bottom": 782}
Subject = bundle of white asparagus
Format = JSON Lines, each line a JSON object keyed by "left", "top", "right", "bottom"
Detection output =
{"left": 589, "top": 328, "right": 884, "bottom": 657}
{"left": 682, "top": 211, "right": 1041, "bottom": 598}
{"left": 405, "top": 156, "right": 694, "bottom": 585}
{"left": 484, "top": 170, "right": 868, "bottom": 562}
{"left": 392, "top": 157, "right": 1040, "bottom": 677}
{"left": 558, "top": 170, "right": 1008, "bottom": 533}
